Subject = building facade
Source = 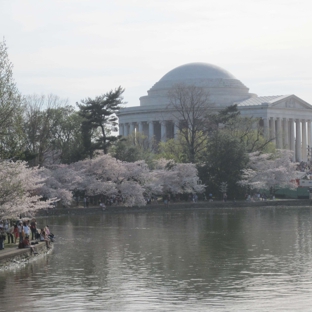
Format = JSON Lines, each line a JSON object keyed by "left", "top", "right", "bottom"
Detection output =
{"left": 118, "top": 63, "right": 312, "bottom": 162}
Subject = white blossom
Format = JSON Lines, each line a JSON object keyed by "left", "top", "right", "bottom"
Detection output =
{"left": 0, "top": 160, "right": 55, "bottom": 218}
{"left": 238, "top": 149, "right": 297, "bottom": 191}
{"left": 153, "top": 159, "right": 205, "bottom": 195}
{"left": 25, "top": 152, "right": 205, "bottom": 209}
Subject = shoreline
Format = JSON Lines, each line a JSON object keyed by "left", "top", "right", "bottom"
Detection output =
{"left": 2, "top": 199, "right": 311, "bottom": 271}
{"left": 36, "top": 199, "right": 312, "bottom": 217}
{"left": 0, "top": 242, "right": 53, "bottom": 271}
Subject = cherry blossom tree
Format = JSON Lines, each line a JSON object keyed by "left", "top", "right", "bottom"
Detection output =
{"left": 71, "top": 153, "right": 149, "bottom": 206}
{"left": 153, "top": 159, "right": 205, "bottom": 195}
{"left": 39, "top": 152, "right": 205, "bottom": 208}
{"left": 0, "top": 160, "right": 55, "bottom": 219}
{"left": 38, "top": 165, "right": 76, "bottom": 207}
{"left": 238, "top": 149, "right": 297, "bottom": 192}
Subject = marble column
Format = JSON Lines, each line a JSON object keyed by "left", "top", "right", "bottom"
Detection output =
{"left": 174, "top": 121, "right": 179, "bottom": 138}
{"left": 129, "top": 122, "right": 135, "bottom": 135}
{"left": 148, "top": 121, "right": 154, "bottom": 140}
{"left": 308, "top": 121, "right": 312, "bottom": 161}
{"left": 289, "top": 119, "right": 295, "bottom": 159}
{"left": 276, "top": 117, "right": 282, "bottom": 148}
{"left": 263, "top": 117, "right": 269, "bottom": 139}
{"left": 138, "top": 122, "right": 143, "bottom": 133}
{"left": 119, "top": 123, "right": 124, "bottom": 136}
{"left": 270, "top": 117, "right": 276, "bottom": 144}
{"left": 283, "top": 118, "right": 289, "bottom": 149}
{"left": 302, "top": 120, "right": 307, "bottom": 161}
{"left": 296, "top": 119, "right": 302, "bottom": 162}
{"left": 161, "top": 121, "right": 166, "bottom": 142}
{"left": 124, "top": 123, "right": 128, "bottom": 136}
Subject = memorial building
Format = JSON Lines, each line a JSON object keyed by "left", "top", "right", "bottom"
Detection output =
{"left": 118, "top": 63, "right": 312, "bottom": 162}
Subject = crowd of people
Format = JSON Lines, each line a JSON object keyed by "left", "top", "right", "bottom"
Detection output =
{"left": 0, "top": 218, "right": 54, "bottom": 251}
{"left": 245, "top": 193, "right": 269, "bottom": 201}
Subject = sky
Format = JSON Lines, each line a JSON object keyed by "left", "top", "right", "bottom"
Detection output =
{"left": 1, "top": 0, "right": 311, "bottom": 107}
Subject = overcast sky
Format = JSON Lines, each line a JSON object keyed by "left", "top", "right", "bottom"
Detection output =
{"left": 1, "top": 0, "right": 311, "bottom": 107}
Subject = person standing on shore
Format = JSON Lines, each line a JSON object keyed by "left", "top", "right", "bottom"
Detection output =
{"left": 40, "top": 229, "right": 50, "bottom": 248}
{"left": 13, "top": 224, "right": 19, "bottom": 243}
{"left": 18, "top": 222, "right": 23, "bottom": 242}
{"left": 30, "top": 219, "right": 37, "bottom": 240}
{"left": 23, "top": 222, "right": 30, "bottom": 238}
{"left": 6, "top": 224, "right": 14, "bottom": 244}
{"left": 3, "top": 220, "right": 8, "bottom": 233}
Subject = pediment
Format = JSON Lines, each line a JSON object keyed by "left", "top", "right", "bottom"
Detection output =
{"left": 271, "top": 95, "right": 312, "bottom": 110}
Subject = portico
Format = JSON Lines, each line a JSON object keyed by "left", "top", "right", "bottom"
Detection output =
{"left": 260, "top": 117, "right": 312, "bottom": 162}
{"left": 236, "top": 94, "right": 312, "bottom": 162}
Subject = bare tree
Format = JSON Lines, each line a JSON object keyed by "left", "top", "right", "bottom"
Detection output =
{"left": 0, "top": 39, "right": 22, "bottom": 134}
{"left": 0, "top": 39, "right": 25, "bottom": 159}
{"left": 167, "top": 83, "right": 214, "bottom": 163}
{"left": 23, "top": 94, "right": 69, "bottom": 166}
{"left": 223, "top": 114, "right": 276, "bottom": 153}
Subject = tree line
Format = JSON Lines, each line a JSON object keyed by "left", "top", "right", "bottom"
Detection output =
{"left": 0, "top": 39, "right": 298, "bottom": 218}
{"left": 114, "top": 83, "right": 297, "bottom": 200}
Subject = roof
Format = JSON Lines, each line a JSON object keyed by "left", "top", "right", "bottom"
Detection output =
{"left": 158, "top": 63, "right": 236, "bottom": 82}
{"left": 236, "top": 95, "right": 291, "bottom": 107}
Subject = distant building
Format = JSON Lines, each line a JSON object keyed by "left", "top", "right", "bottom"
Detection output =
{"left": 118, "top": 63, "right": 312, "bottom": 162}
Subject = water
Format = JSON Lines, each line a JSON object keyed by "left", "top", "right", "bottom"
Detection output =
{"left": 1, "top": 206, "right": 312, "bottom": 311}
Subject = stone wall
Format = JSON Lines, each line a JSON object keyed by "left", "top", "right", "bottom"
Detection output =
{"left": 0, "top": 242, "right": 53, "bottom": 271}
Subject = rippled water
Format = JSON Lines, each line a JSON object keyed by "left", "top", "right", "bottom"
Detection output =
{"left": 1, "top": 207, "right": 312, "bottom": 311}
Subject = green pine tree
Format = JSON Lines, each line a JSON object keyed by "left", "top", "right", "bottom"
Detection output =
{"left": 77, "top": 86, "right": 125, "bottom": 157}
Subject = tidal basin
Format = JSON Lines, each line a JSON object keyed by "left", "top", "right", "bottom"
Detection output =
{"left": 1, "top": 206, "right": 312, "bottom": 311}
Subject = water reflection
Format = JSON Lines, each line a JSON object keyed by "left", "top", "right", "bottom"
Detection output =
{"left": 1, "top": 207, "right": 312, "bottom": 311}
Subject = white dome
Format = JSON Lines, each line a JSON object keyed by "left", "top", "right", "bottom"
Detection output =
{"left": 159, "top": 62, "right": 236, "bottom": 82}
{"left": 140, "top": 62, "right": 250, "bottom": 108}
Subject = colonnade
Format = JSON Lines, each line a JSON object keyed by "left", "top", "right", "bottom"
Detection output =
{"left": 119, "top": 120, "right": 179, "bottom": 143}
{"left": 264, "top": 117, "right": 312, "bottom": 162}
{"left": 119, "top": 117, "right": 312, "bottom": 162}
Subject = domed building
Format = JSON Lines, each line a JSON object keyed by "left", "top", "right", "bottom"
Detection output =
{"left": 118, "top": 62, "right": 312, "bottom": 162}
